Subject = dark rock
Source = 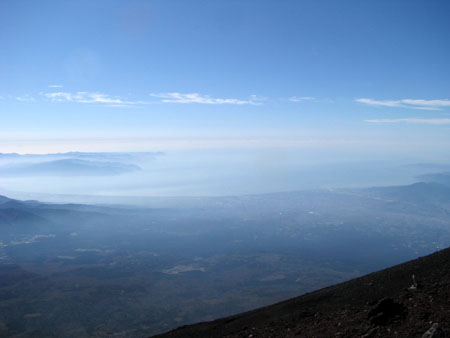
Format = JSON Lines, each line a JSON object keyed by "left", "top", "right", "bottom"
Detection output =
{"left": 422, "top": 323, "right": 444, "bottom": 338}
{"left": 367, "top": 298, "right": 405, "bottom": 325}
{"left": 360, "top": 327, "right": 378, "bottom": 338}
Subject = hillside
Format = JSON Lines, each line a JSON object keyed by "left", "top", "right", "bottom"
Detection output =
{"left": 152, "top": 247, "right": 450, "bottom": 338}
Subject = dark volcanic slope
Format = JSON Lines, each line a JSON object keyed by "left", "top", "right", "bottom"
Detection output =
{"left": 152, "top": 248, "right": 450, "bottom": 338}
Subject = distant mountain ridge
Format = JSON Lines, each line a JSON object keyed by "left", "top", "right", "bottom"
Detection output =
{"left": 0, "top": 195, "right": 11, "bottom": 204}
{"left": 0, "top": 158, "right": 141, "bottom": 176}
{"left": 363, "top": 181, "right": 450, "bottom": 205}
{"left": 0, "top": 151, "right": 165, "bottom": 177}
{"left": 418, "top": 172, "right": 450, "bottom": 187}
{"left": 0, "top": 195, "right": 50, "bottom": 229}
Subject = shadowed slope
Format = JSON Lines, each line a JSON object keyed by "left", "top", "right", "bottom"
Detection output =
{"left": 152, "top": 247, "right": 450, "bottom": 338}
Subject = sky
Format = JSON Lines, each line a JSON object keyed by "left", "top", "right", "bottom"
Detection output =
{"left": 1, "top": 0, "right": 449, "bottom": 158}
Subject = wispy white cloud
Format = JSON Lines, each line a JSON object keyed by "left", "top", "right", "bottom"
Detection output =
{"left": 149, "top": 92, "right": 264, "bottom": 105}
{"left": 288, "top": 96, "right": 316, "bottom": 102}
{"left": 16, "top": 95, "right": 35, "bottom": 102}
{"left": 355, "top": 98, "right": 450, "bottom": 110}
{"left": 48, "top": 84, "right": 63, "bottom": 88}
{"left": 40, "top": 90, "right": 266, "bottom": 107}
{"left": 45, "top": 92, "right": 72, "bottom": 102}
{"left": 365, "top": 118, "right": 450, "bottom": 125}
{"left": 401, "top": 99, "right": 450, "bottom": 108}
{"left": 356, "top": 98, "right": 402, "bottom": 108}
{"left": 45, "top": 91, "right": 147, "bottom": 106}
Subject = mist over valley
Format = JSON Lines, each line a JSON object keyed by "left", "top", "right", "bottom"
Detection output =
{"left": 0, "top": 152, "right": 449, "bottom": 336}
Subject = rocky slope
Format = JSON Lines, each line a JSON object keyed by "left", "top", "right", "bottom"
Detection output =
{"left": 152, "top": 247, "right": 450, "bottom": 338}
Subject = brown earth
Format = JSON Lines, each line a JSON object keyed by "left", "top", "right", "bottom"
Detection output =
{"left": 152, "top": 247, "right": 450, "bottom": 338}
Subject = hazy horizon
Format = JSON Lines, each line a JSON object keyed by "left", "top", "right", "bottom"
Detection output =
{"left": 0, "top": 149, "right": 449, "bottom": 202}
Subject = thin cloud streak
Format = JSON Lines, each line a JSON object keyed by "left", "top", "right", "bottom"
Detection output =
{"left": 288, "top": 96, "right": 316, "bottom": 102}
{"left": 43, "top": 91, "right": 263, "bottom": 106}
{"left": 149, "top": 92, "right": 264, "bottom": 105}
{"left": 16, "top": 96, "right": 35, "bottom": 102}
{"left": 365, "top": 118, "right": 450, "bottom": 125}
{"left": 401, "top": 99, "right": 450, "bottom": 107}
{"left": 356, "top": 98, "right": 450, "bottom": 110}
{"left": 45, "top": 92, "right": 148, "bottom": 106}
{"left": 48, "top": 84, "right": 63, "bottom": 88}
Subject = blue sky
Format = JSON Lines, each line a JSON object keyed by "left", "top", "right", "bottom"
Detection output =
{"left": 1, "top": 0, "right": 449, "bottom": 156}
